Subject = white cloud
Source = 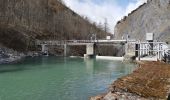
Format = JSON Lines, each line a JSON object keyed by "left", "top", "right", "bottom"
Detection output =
{"left": 63, "top": 0, "right": 147, "bottom": 34}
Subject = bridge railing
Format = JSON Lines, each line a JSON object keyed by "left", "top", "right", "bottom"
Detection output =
{"left": 36, "top": 40, "right": 66, "bottom": 45}
{"left": 36, "top": 39, "right": 129, "bottom": 46}
{"left": 66, "top": 40, "right": 96, "bottom": 43}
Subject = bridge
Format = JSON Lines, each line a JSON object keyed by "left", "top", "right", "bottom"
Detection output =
{"left": 36, "top": 39, "right": 132, "bottom": 58}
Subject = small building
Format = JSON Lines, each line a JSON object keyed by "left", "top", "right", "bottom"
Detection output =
{"left": 146, "top": 33, "right": 154, "bottom": 41}
{"left": 106, "top": 36, "right": 111, "bottom": 40}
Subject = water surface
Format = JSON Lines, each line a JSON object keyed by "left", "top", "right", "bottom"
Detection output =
{"left": 0, "top": 57, "right": 136, "bottom": 100}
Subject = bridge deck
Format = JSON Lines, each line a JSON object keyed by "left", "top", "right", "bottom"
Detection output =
{"left": 36, "top": 39, "right": 130, "bottom": 46}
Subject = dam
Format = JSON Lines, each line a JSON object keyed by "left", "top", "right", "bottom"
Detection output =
{"left": 36, "top": 39, "right": 134, "bottom": 58}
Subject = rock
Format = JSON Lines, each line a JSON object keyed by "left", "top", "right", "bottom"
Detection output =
{"left": 103, "top": 92, "right": 119, "bottom": 100}
{"left": 0, "top": 47, "right": 25, "bottom": 64}
{"left": 114, "top": 0, "right": 170, "bottom": 42}
{"left": 26, "top": 52, "right": 41, "bottom": 57}
{"left": 90, "top": 95, "right": 103, "bottom": 100}
{"left": 123, "top": 55, "right": 136, "bottom": 63}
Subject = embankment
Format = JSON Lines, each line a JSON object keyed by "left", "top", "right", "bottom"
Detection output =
{"left": 91, "top": 61, "right": 170, "bottom": 100}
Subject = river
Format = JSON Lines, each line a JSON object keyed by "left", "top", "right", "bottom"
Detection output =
{"left": 0, "top": 56, "right": 136, "bottom": 100}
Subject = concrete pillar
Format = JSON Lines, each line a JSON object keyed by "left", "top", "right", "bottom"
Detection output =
{"left": 41, "top": 44, "right": 48, "bottom": 55}
{"left": 84, "top": 43, "right": 95, "bottom": 58}
{"left": 135, "top": 43, "right": 139, "bottom": 57}
{"left": 41, "top": 44, "right": 48, "bottom": 53}
{"left": 138, "top": 43, "right": 141, "bottom": 61}
{"left": 140, "top": 43, "right": 142, "bottom": 56}
{"left": 64, "top": 44, "right": 67, "bottom": 57}
{"left": 125, "top": 43, "right": 128, "bottom": 56}
{"left": 158, "top": 43, "right": 160, "bottom": 60}
{"left": 86, "top": 43, "right": 94, "bottom": 55}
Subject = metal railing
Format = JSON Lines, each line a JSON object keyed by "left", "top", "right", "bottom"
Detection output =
{"left": 134, "top": 42, "right": 167, "bottom": 61}
{"left": 36, "top": 39, "right": 129, "bottom": 46}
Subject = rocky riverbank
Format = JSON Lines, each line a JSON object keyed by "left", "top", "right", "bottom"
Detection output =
{"left": 0, "top": 45, "right": 41, "bottom": 64}
{"left": 91, "top": 61, "right": 170, "bottom": 100}
{"left": 0, "top": 47, "right": 25, "bottom": 64}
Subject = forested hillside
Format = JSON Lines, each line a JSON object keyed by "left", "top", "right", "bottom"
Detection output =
{"left": 0, "top": 0, "right": 109, "bottom": 53}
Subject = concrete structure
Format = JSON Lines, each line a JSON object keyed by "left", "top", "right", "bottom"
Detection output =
{"left": 64, "top": 44, "right": 67, "bottom": 57}
{"left": 96, "top": 56, "right": 123, "bottom": 61}
{"left": 146, "top": 33, "right": 154, "bottom": 41}
{"left": 36, "top": 39, "right": 131, "bottom": 58}
{"left": 84, "top": 43, "right": 95, "bottom": 58}
{"left": 41, "top": 44, "right": 48, "bottom": 55}
{"left": 106, "top": 36, "right": 111, "bottom": 40}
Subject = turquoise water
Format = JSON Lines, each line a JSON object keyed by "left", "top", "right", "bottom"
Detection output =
{"left": 0, "top": 57, "right": 136, "bottom": 100}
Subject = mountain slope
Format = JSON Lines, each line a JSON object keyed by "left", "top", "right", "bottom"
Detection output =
{"left": 0, "top": 0, "right": 108, "bottom": 51}
{"left": 114, "top": 0, "right": 170, "bottom": 42}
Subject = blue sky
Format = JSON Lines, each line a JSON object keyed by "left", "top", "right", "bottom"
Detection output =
{"left": 95, "top": 0, "right": 132, "bottom": 6}
{"left": 63, "top": 0, "right": 147, "bottom": 34}
{"left": 79, "top": 0, "right": 133, "bottom": 6}
{"left": 117, "top": 0, "right": 134, "bottom": 6}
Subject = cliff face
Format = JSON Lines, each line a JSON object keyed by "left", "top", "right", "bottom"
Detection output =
{"left": 0, "top": 0, "right": 107, "bottom": 51}
{"left": 114, "top": 0, "right": 170, "bottom": 42}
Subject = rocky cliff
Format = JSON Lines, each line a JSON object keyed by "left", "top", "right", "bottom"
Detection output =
{"left": 114, "top": 0, "right": 170, "bottom": 42}
{"left": 0, "top": 0, "right": 108, "bottom": 52}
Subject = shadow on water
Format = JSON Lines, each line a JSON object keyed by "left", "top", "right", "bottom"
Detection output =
{"left": 0, "top": 67, "right": 25, "bottom": 73}
{"left": 0, "top": 57, "right": 43, "bottom": 74}
{"left": 0, "top": 60, "right": 27, "bottom": 74}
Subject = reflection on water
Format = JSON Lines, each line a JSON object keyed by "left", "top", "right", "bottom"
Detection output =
{"left": 0, "top": 57, "right": 136, "bottom": 100}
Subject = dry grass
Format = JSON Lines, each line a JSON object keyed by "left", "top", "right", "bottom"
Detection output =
{"left": 111, "top": 61, "right": 170, "bottom": 99}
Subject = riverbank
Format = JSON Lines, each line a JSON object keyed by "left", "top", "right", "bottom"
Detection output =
{"left": 91, "top": 61, "right": 170, "bottom": 100}
{"left": 0, "top": 47, "right": 25, "bottom": 64}
{"left": 0, "top": 46, "right": 41, "bottom": 64}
